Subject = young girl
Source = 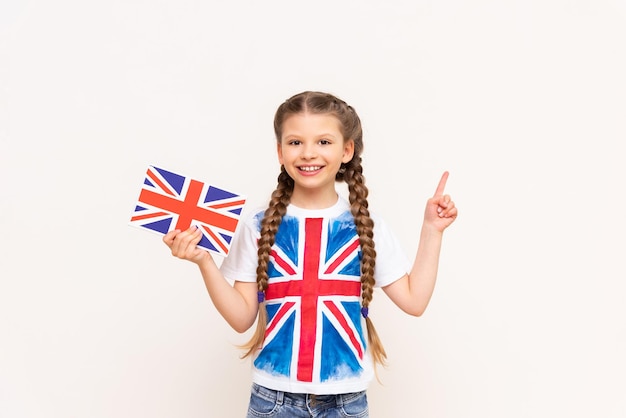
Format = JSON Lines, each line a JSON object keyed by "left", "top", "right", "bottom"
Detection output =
{"left": 163, "top": 91, "right": 457, "bottom": 417}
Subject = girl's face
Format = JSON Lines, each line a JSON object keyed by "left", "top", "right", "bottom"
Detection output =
{"left": 277, "top": 112, "right": 354, "bottom": 208}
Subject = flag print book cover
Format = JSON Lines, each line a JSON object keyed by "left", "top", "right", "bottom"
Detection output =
{"left": 129, "top": 165, "right": 246, "bottom": 257}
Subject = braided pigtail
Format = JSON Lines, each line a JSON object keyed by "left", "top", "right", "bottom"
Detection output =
{"left": 343, "top": 157, "right": 387, "bottom": 368}
{"left": 240, "top": 167, "right": 293, "bottom": 359}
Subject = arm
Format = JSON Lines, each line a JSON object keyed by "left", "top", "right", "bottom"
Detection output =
{"left": 383, "top": 171, "right": 458, "bottom": 316}
{"left": 163, "top": 227, "right": 259, "bottom": 333}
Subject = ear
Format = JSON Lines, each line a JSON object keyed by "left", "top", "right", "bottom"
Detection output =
{"left": 342, "top": 139, "right": 355, "bottom": 163}
{"left": 277, "top": 142, "right": 284, "bottom": 165}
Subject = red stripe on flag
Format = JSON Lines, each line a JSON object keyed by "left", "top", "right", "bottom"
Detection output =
{"left": 201, "top": 224, "right": 228, "bottom": 253}
{"left": 266, "top": 278, "right": 359, "bottom": 300}
{"left": 209, "top": 199, "right": 246, "bottom": 209}
{"left": 130, "top": 211, "right": 168, "bottom": 222}
{"left": 324, "top": 301, "right": 363, "bottom": 359}
{"left": 324, "top": 238, "right": 360, "bottom": 274}
{"left": 265, "top": 302, "right": 295, "bottom": 337}
{"left": 296, "top": 218, "right": 323, "bottom": 382}
{"left": 270, "top": 250, "right": 297, "bottom": 275}
{"left": 147, "top": 169, "right": 176, "bottom": 197}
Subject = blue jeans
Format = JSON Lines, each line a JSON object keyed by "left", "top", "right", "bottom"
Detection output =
{"left": 246, "top": 383, "right": 369, "bottom": 418}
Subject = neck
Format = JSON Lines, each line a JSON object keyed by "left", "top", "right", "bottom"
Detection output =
{"left": 289, "top": 187, "right": 339, "bottom": 209}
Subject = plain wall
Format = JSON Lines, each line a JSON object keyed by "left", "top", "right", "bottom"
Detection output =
{"left": 1, "top": 1, "right": 625, "bottom": 417}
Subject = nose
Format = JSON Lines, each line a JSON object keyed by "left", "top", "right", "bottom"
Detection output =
{"left": 301, "top": 143, "right": 317, "bottom": 159}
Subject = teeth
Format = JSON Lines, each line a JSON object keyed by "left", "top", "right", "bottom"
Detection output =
{"left": 300, "top": 166, "right": 321, "bottom": 172}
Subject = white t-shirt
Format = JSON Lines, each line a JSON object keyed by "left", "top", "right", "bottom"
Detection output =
{"left": 221, "top": 197, "right": 410, "bottom": 395}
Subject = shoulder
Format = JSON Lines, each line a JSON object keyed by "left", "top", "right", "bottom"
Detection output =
{"left": 240, "top": 205, "right": 266, "bottom": 232}
{"left": 370, "top": 211, "right": 391, "bottom": 232}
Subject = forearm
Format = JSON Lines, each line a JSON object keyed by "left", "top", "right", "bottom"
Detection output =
{"left": 407, "top": 224, "right": 444, "bottom": 315}
{"left": 197, "top": 257, "right": 258, "bottom": 333}
{"left": 384, "top": 171, "right": 457, "bottom": 316}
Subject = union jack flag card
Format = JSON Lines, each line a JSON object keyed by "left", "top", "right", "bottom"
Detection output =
{"left": 129, "top": 165, "right": 246, "bottom": 257}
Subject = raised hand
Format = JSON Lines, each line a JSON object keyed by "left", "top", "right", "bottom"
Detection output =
{"left": 424, "top": 171, "right": 458, "bottom": 232}
{"left": 163, "top": 226, "right": 213, "bottom": 265}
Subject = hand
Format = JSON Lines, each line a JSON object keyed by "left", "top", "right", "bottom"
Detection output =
{"left": 424, "top": 171, "right": 458, "bottom": 232}
{"left": 163, "top": 226, "right": 213, "bottom": 265}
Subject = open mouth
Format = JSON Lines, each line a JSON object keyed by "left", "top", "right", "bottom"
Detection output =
{"left": 298, "top": 166, "right": 323, "bottom": 172}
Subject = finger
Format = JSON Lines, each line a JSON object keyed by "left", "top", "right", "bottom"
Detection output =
{"left": 163, "top": 229, "right": 181, "bottom": 246}
{"left": 437, "top": 194, "right": 450, "bottom": 207}
{"left": 437, "top": 200, "right": 449, "bottom": 215}
{"left": 434, "top": 171, "right": 449, "bottom": 196}
{"left": 440, "top": 201, "right": 457, "bottom": 218}
{"left": 444, "top": 206, "right": 458, "bottom": 219}
{"left": 171, "top": 228, "right": 195, "bottom": 254}
{"left": 178, "top": 226, "right": 203, "bottom": 250}
{"left": 191, "top": 225, "right": 203, "bottom": 243}
{"left": 181, "top": 226, "right": 202, "bottom": 242}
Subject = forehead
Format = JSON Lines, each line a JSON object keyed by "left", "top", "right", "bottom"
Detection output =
{"left": 281, "top": 112, "right": 343, "bottom": 137}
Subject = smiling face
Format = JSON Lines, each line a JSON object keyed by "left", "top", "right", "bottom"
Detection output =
{"left": 277, "top": 112, "right": 355, "bottom": 208}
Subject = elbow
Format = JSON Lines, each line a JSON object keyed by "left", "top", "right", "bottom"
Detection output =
{"left": 229, "top": 315, "right": 258, "bottom": 334}
{"left": 233, "top": 324, "right": 250, "bottom": 334}
{"left": 224, "top": 303, "right": 259, "bottom": 333}
{"left": 407, "top": 309, "right": 425, "bottom": 317}
{"left": 404, "top": 295, "right": 433, "bottom": 317}
{"left": 231, "top": 319, "right": 255, "bottom": 334}
{"left": 403, "top": 304, "right": 427, "bottom": 317}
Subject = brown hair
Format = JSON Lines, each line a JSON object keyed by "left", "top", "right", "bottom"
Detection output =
{"left": 240, "top": 91, "right": 387, "bottom": 367}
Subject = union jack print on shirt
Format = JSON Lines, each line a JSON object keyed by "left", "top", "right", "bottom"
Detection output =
{"left": 129, "top": 165, "right": 246, "bottom": 257}
{"left": 255, "top": 211, "right": 366, "bottom": 383}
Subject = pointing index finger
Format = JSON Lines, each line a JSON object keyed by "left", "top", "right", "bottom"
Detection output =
{"left": 434, "top": 171, "right": 449, "bottom": 196}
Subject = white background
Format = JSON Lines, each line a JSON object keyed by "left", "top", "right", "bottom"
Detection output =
{"left": 1, "top": 1, "right": 625, "bottom": 417}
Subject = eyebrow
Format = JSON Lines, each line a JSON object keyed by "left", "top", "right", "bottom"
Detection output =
{"left": 283, "top": 133, "right": 338, "bottom": 139}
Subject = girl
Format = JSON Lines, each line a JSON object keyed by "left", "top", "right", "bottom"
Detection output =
{"left": 163, "top": 91, "right": 457, "bottom": 417}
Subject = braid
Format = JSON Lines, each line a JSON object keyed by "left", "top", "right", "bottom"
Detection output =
{"left": 344, "top": 157, "right": 387, "bottom": 367}
{"left": 240, "top": 167, "right": 293, "bottom": 358}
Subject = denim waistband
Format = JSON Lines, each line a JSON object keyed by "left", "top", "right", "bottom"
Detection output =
{"left": 251, "top": 383, "right": 365, "bottom": 408}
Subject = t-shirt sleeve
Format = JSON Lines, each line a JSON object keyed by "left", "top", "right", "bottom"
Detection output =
{"left": 219, "top": 210, "right": 260, "bottom": 283}
{"left": 372, "top": 216, "right": 411, "bottom": 288}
